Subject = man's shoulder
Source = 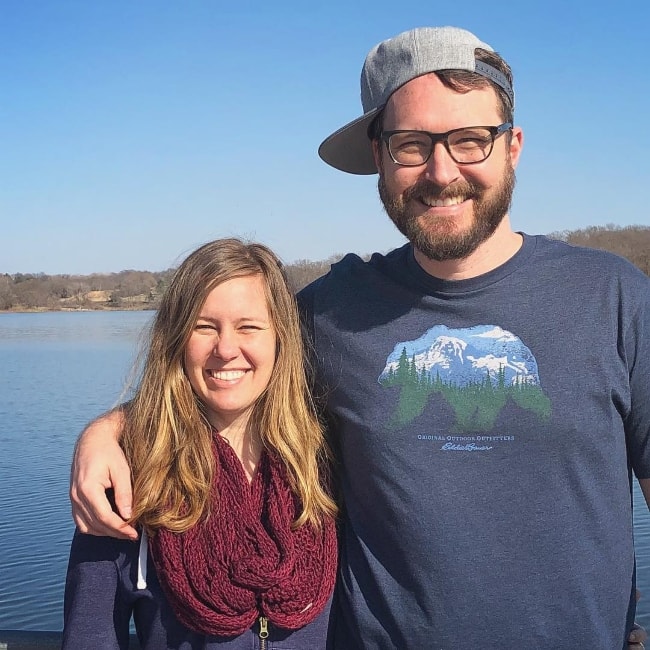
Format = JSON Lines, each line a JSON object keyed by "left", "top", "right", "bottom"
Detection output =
{"left": 532, "top": 234, "right": 648, "bottom": 282}
{"left": 298, "top": 244, "right": 409, "bottom": 300}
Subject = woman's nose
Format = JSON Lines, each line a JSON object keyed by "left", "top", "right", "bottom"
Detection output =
{"left": 212, "top": 331, "right": 238, "bottom": 360}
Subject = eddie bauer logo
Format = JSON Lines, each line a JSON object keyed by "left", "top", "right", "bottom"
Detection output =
{"left": 418, "top": 434, "right": 516, "bottom": 451}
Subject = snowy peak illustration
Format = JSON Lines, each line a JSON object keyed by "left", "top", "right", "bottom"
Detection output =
{"left": 378, "top": 325, "right": 551, "bottom": 432}
{"left": 379, "top": 324, "right": 540, "bottom": 387}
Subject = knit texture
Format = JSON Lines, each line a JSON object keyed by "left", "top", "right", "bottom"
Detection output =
{"left": 149, "top": 432, "right": 338, "bottom": 637}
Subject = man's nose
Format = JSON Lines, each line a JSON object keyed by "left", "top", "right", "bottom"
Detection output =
{"left": 423, "top": 141, "right": 461, "bottom": 187}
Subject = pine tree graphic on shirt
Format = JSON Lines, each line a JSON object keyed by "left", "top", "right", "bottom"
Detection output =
{"left": 378, "top": 324, "right": 551, "bottom": 431}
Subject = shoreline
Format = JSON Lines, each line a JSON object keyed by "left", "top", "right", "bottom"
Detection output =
{"left": 0, "top": 305, "right": 158, "bottom": 314}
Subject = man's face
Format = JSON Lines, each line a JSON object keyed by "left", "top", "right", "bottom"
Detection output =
{"left": 373, "top": 73, "right": 522, "bottom": 262}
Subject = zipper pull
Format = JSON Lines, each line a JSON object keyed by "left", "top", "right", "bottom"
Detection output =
{"left": 258, "top": 615, "right": 269, "bottom": 640}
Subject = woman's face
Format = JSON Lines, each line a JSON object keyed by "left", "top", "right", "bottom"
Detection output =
{"left": 184, "top": 274, "right": 276, "bottom": 430}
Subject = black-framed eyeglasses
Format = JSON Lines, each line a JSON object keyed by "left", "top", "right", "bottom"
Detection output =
{"left": 381, "top": 123, "right": 512, "bottom": 166}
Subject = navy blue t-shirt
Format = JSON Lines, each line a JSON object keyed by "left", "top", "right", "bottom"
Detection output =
{"left": 300, "top": 234, "right": 650, "bottom": 649}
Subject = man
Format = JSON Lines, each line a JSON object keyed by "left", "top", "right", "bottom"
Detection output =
{"left": 71, "top": 27, "right": 650, "bottom": 648}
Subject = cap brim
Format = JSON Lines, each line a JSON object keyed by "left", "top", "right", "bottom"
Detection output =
{"left": 318, "top": 108, "right": 381, "bottom": 175}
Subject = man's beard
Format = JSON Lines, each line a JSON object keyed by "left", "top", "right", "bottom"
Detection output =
{"left": 378, "top": 162, "right": 516, "bottom": 262}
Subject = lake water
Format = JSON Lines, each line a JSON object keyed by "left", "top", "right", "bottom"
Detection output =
{"left": 0, "top": 310, "right": 152, "bottom": 632}
{"left": 1, "top": 310, "right": 650, "bottom": 633}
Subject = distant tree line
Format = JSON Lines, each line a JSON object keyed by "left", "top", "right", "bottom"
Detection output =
{"left": 548, "top": 224, "right": 650, "bottom": 275}
{"left": 0, "top": 255, "right": 342, "bottom": 312}
{"left": 0, "top": 269, "right": 175, "bottom": 312}
{"left": 1, "top": 225, "right": 648, "bottom": 312}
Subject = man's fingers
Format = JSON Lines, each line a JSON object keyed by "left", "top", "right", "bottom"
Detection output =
{"left": 68, "top": 408, "right": 137, "bottom": 538}
{"left": 109, "top": 458, "right": 133, "bottom": 521}
{"left": 92, "top": 512, "right": 138, "bottom": 540}
{"left": 72, "top": 496, "right": 137, "bottom": 539}
{"left": 628, "top": 622, "right": 648, "bottom": 648}
{"left": 71, "top": 474, "right": 137, "bottom": 540}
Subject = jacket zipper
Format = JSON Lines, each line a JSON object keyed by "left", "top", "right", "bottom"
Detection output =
{"left": 258, "top": 615, "right": 269, "bottom": 650}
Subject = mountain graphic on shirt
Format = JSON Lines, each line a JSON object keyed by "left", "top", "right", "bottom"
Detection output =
{"left": 378, "top": 324, "right": 551, "bottom": 432}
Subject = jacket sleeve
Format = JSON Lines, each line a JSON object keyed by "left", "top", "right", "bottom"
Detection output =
{"left": 62, "top": 529, "right": 134, "bottom": 650}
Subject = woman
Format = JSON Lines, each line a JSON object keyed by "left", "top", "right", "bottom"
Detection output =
{"left": 62, "top": 239, "right": 338, "bottom": 649}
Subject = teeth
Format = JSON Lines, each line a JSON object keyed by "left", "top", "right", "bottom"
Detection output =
{"left": 422, "top": 196, "right": 464, "bottom": 207}
{"left": 207, "top": 370, "right": 246, "bottom": 380}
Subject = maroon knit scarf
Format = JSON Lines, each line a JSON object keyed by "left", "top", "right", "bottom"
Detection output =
{"left": 149, "top": 432, "right": 338, "bottom": 637}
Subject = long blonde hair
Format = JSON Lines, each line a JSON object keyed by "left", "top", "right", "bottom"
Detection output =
{"left": 120, "top": 238, "right": 337, "bottom": 533}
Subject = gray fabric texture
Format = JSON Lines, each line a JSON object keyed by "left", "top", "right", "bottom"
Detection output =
{"left": 318, "top": 26, "right": 514, "bottom": 175}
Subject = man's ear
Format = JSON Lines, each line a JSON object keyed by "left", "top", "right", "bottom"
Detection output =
{"left": 509, "top": 126, "right": 524, "bottom": 169}
{"left": 372, "top": 138, "right": 382, "bottom": 172}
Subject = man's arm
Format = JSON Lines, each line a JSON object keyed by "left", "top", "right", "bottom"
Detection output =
{"left": 69, "top": 409, "right": 137, "bottom": 540}
{"left": 626, "top": 478, "right": 650, "bottom": 648}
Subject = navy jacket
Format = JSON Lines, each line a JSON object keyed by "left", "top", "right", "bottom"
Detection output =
{"left": 63, "top": 530, "right": 333, "bottom": 649}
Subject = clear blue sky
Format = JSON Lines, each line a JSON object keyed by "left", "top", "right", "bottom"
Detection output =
{"left": 2, "top": 0, "right": 648, "bottom": 274}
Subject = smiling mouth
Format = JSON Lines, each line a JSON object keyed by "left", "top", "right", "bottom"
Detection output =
{"left": 206, "top": 370, "right": 247, "bottom": 380}
{"left": 421, "top": 195, "right": 466, "bottom": 207}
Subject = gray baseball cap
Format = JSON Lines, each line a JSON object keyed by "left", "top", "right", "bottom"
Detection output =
{"left": 318, "top": 26, "right": 514, "bottom": 175}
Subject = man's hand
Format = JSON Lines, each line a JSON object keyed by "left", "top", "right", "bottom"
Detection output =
{"left": 628, "top": 590, "right": 647, "bottom": 648}
{"left": 628, "top": 621, "right": 647, "bottom": 648}
{"left": 69, "top": 409, "right": 137, "bottom": 540}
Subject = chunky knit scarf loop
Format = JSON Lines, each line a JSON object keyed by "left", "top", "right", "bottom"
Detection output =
{"left": 149, "top": 432, "right": 338, "bottom": 637}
